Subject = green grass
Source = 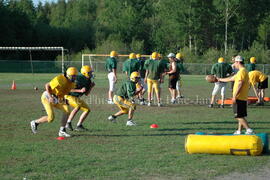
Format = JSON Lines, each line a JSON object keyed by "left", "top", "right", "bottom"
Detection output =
{"left": 0, "top": 73, "right": 269, "bottom": 180}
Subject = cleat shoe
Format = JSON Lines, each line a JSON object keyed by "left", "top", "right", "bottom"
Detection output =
{"left": 30, "top": 120, "right": 37, "bottom": 134}
{"left": 208, "top": 104, "right": 213, "bottom": 108}
{"left": 65, "top": 122, "right": 73, "bottom": 131}
{"left": 171, "top": 99, "right": 176, "bottom": 104}
{"left": 147, "top": 102, "right": 151, "bottom": 107}
{"left": 75, "top": 125, "right": 88, "bottom": 132}
{"left": 157, "top": 103, "right": 162, "bottom": 107}
{"left": 58, "top": 130, "right": 71, "bottom": 137}
{"left": 126, "top": 120, "right": 137, "bottom": 126}
{"left": 233, "top": 130, "right": 241, "bottom": 135}
{"left": 108, "top": 115, "right": 116, "bottom": 123}
{"left": 220, "top": 104, "right": 225, "bottom": 108}
{"left": 245, "top": 129, "right": 254, "bottom": 135}
{"left": 108, "top": 100, "right": 114, "bottom": 104}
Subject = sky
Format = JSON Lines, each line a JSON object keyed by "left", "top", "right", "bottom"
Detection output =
{"left": 32, "top": 0, "right": 57, "bottom": 6}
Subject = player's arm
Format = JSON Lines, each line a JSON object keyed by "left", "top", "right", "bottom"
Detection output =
{"left": 232, "top": 80, "right": 243, "bottom": 103}
{"left": 144, "top": 70, "right": 149, "bottom": 83}
{"left": 70, "top": 87, "right": 86, "bottom": 93}
{"left": 217, "top": 75, "right": 235, "bottom": 82}
{"left": 112, "top": 68, "right": 117, "bottom": 83}
{"left": 85, "top": 82, "right": 95, "bottom": 96}
{"left": 45, "top": 83, "right": 54, "bottom": 102}
{"left": 166, "top": 61, "right": 176, "bottom": 74}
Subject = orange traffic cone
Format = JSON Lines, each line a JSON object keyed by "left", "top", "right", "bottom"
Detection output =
{"left": 11, "top": 80, "right": 16, "bottom": 90}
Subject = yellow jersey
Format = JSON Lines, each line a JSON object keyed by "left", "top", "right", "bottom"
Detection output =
{"left": 49, "top": 74, "right": 75, "bottom": 98}
{"left": 248, "top": 70, "right": 267, "bottom": 86}
{"left": 233, "top": 67, "right": 249, "bottom": 101}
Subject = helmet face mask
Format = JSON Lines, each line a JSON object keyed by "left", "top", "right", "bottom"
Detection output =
{"left": 130, "top": 72, "right": 140, "bottom": 82}
{"left": 67, "top": 75, "right": 77, "bottom": 82}
{"left": 66, "top": 67, "right": 78, "bottom": 82}
{"left": 81, "top": 65, "right": 92, "bottom": 78}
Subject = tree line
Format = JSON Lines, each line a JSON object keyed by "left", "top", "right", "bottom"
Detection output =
{"left": 0, "top": 0, "right": 270, "bottom": 63}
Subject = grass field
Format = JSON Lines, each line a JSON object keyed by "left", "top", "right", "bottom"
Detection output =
{"left": 0, "top": 72, "right": 269, "bottom": 180}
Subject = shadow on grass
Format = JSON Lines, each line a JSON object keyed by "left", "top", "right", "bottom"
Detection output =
{"left": 72, "top": 132, "right": 189, "bottom": 137}
{"left": 183, "top": 121, "right": 270, "bottom": 125}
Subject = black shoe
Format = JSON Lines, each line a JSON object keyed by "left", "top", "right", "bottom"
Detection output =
{"left": 75, "top": 125, "right": 88, "bottom": 131}
{"left": 65, "top": 122, "right": 73, "bottom": 131}
{"left": 208, "top": 104, "right": 213, "bottom": 108}
{"left": 220, "top": 104, "right": 224, "bottom": 108}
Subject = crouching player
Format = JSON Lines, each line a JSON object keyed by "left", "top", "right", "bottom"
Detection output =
{"left": 30, "top": 67, "right": 78, "bottom": 137}
{"left": 107, "top": 72, "right": 142, "bottom": 126}
{"left": 65, "top": 65, "right": 95, "bottom": 131}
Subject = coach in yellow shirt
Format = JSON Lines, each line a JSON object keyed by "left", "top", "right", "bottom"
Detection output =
{"left": 30, "top": 67, "right": 78, "bottom": 137}
{"left": 217, "top": 55, "right": 254, "bottom": 135}
{"left": 249, "top": 70, "right": 268, "bottom": 105}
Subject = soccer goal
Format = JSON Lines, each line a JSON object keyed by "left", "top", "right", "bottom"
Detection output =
{"left": 0, "top": 46, "right": 67, "bottom": 73}
{"left": 81, "top": 54, "right": 150, "bottom": 72}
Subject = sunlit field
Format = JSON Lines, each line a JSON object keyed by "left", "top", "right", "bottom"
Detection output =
{"left": 0, "top": 73, "right": 269, "bottom": 180}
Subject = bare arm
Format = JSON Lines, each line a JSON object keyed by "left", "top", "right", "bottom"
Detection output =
{"left": 45, "top": 83, "right": 54, "bottom": 102}
{"left": 113, "top": 68, "right": 117, "bottom": 83}
{"left": 166, "top": 62, "right": 176, "bottom": 74}
{"left": 70, "top": 88, "right": 86, "bottom": 93}
{"left": 217, "top": 75, "right": 235, "bottom": 82}
{"left": 252, "top": 84, "right": 259, "bottom": 99}
{"left": 144, "top": 70, "right": 149, "bottom": 83}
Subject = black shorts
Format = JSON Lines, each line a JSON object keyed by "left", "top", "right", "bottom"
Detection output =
{"left": 258, "top": 78, "right": 268, "bottom": 89}
{"left": 168, "top": 76, "right": 178, "bottom": 89}
{"left": 233, "top": 100, "right": 247, "bottom": 118}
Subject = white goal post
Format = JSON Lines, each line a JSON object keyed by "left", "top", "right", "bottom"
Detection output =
{"left": 0, "top": 46, "right": 67, "bottom": 73}
{"left": 81, "top": 54, "right": 150, "bottom": 68}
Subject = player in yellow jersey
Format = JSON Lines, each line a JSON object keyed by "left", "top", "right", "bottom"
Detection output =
{"left": 248, "top": 70, "right": 268, "bottom": 105}
{"left": 30, "top": 67, "right": 78, "bottom": 137}
{"left": 218, "top": 56, "right": 254, "bottom": 135}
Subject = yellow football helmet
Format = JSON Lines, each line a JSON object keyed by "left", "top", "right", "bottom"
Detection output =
{"left": 66, "top": 67, "right": 78, "bottom": 82}
{"left": 110, "top": 51, "right": 118, "bottom": 57}
{"left": 136, "top": 54, "right": 141, "bottom": 59}
{"left": 218, "top": 57, "right": 224, "bottom": 63}
{"left": 129, "top": 53, "right": 136, "bottom": 59}
{"left": 81, "top": 65, "right": 93, "bottom": 78}
{"left": 250, "top": 57, "right": 256, "bottom": 63}
{"left": 176, "top": 53, "right": 183, "bottom": 59}
{"left": 151, "top": 52, "right": 158, "bottom": 60}
{"left": 130, "top": 71, "right": 140, "bottom": 82}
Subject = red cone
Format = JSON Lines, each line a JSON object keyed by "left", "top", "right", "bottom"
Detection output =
{"left": 56, "top": 137, "right": 65, "bottom": 140}
{"left": 11, "top": 80, "right": 16, "bottom": 90}
{"left": 150, "top": 124, "right": 159, "bottom": 128}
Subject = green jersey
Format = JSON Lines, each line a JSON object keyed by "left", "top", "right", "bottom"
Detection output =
{"left": 176, "top": 60, "right": 185, "bottom": 73}
{"left": 116, "top": 80, "right": 137, "bottom": 99}
{"left": 138, "top": 58, "right": 146, "bottom": 78}
{"left": 245, "top": 63, "right": 256, "bottom": 72}
{"left": 105, "top": 57, "right": 117, "bottom": 72}
{"left": 159, "top": 59, "right": 169, "bottom": 73}
{"left": 122, "top": 59, "right": 140, "bottom": 76}
{"left": 211, "top": 62, "right": 232, "bottom": 78}
{"left": 69, "top": 73, "right": 92, "bottom": 97}
{"left": 144, "top": 59, "right": 162, "bottom": 80}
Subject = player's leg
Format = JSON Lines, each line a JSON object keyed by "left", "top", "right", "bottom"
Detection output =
{"left": 209, "top": 82, "right": 220, "bottom": 107}
{"left": 108, "top": 72, "right": 115, "bottom": 104}
{"left": 147, "top": 79, "right": 153, "bottom": 106}
{"left": 75, "top": 101, "right": 91, "bottom": 131}
{"left": 30, "top": 94, "right": 55, "bottom": 134}
{"left": 220, "top": 83, "right": 226, "bottom": 108}
{"left": 56, "top": 104, "right": 71, "bottom": 137}
{"left": 108, "top": 96, "right": 128, "bottom": 122}
{"left": 153, "top": 80, "right": 161, "bottom": 106}
{"left": 65, "top": 95, "right": 80, "bottom": 131}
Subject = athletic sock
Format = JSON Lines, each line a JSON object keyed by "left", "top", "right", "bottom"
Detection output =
{"left": 60, "top": 126, "right": 65, "bottom": 131}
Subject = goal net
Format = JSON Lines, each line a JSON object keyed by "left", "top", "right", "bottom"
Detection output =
{"left": 0, "top": 47, "right": 67, "bottom": 73}
{"left": 81, "top": 54, "right": 150, "bottom": 73}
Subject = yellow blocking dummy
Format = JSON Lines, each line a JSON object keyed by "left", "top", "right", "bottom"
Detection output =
{"left": 185, "top": 134, "right": 263, "bottom": 156}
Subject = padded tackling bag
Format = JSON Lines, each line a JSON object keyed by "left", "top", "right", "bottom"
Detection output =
{"left": 185, "top": 134, "right": 263, "bottom": 156}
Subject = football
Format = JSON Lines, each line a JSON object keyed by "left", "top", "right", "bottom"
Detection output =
{"left": 205, "top": 75, "right": 217, "bottom": 83}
